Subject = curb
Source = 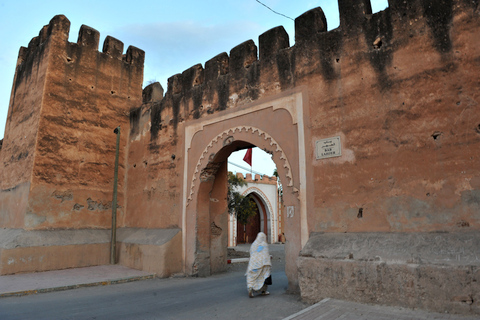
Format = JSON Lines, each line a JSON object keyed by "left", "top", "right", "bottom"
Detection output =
{"left": 282, "top": 298, "right": 330, "bottom": 320}
{"left": 227, "top": 258, "right": 249, "bottom": 264}
{"left": 0, "top": 274, "right": 156, "bottom": 298}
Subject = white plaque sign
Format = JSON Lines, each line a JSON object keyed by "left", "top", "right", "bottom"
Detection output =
{"left": 316, "top": 136, "right": 341, "bottom": 160}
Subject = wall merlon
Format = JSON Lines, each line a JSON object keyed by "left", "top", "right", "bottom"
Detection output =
{"left": 143, "top": 82, "right": 164, "bottom": 104}
{"left": 229, "top": 40, "right": 258, "bottom": 79}
{"left": 205, "top": 53, "right": 229, "bottom": 82}
{"left": 387, "top": 0, "right": 422, "bottom": 21}
{"left": 77, "top": 25, "right": 100, "bottom": 50}
{"left": 21, "top": 35, "right": 43, "bottom": 67}
{"left": 338, "top": 0, "right": 372, "bottom": 31}
{"left": 17, "top": 47, "right": 28, "bottom": 65}
{"left": 259, "top": 26, "right": 289, "bottom": 63}
{"left": 124, "top": 45, "right": 145, "bottom": 65}
{"left": 27, "top": 36, "right": 40, "bottom": 52}
{"left": 46, "top": 15, "right": 70, "bottom": 41}
{"left": 39, "top": 25, "right": 49, "bottom": 44}
{"left": 167, "top": 73, "right": 183, "bottom": 95}
{"left": 182, "top": 64, "right": 204, "bottom": 91}
{"left": 102, "top": 36, "right": 124, "bottom": 59}
{"left": 295, "top": 7, "right": 327, "bottom": 44}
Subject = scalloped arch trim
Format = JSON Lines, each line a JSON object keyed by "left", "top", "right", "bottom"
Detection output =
{"left": 187, "top": 126, "right": 293, "bottom": 205}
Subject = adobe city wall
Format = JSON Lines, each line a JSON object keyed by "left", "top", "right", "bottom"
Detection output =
{"left": 0, "top": 0, "right": 478, "bottom": 314}
{"left": 129, "top": 0, "right": 479, "bottom": 314}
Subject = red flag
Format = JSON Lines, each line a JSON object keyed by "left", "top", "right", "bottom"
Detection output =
{"left": 243, "top": 148, "right": 252, "bottom": 166}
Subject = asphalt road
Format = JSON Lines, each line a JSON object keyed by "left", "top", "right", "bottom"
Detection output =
{"left": 1, "top": 244, "right": 478, "bottom": 320}
{"left": 0, "top": 247, "right": 307, "bottom": 320}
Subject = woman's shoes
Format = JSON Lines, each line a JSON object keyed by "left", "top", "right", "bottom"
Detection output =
{"left": 248, "top": 289, "right": 269, "bottom": 297}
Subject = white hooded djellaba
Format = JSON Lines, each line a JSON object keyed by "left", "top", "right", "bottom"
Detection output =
{"left": 245, "top": 232, "right": 271, "bottom": 296}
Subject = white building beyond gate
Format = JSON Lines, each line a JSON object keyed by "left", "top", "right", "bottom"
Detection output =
{"left": 228, "top": 173, "right": 282, "bottom": 246}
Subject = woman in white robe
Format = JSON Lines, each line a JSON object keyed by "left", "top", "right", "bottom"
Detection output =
{"left": 245, "top": 232, "right": 271, "bottom": 297}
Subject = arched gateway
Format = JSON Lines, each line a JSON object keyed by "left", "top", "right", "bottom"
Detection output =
{"left": 182, "top": 90, "right": 307, "bottom": 288}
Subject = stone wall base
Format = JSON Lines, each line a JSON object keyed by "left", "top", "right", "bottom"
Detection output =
{"left": 298, "top": 232, "right": 480, "bottom": 316}
{"left": 0, "top": 243, "right": 110, "bottom": 275}
{"left": 0, "top": 229, "right": 111, "bottom": 275}
{"left": 0, "top": 228, "right": 183, "bottom": 277}
{"left": 117, "top": 228, "right": 182, "bottom": 277}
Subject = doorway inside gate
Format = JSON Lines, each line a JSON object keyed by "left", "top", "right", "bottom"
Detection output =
{"left": 236, "top": 197, "right": 260, "bottom": 244}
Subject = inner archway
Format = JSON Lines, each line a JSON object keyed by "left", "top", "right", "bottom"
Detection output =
{"left": 227, "top": 147, "right": 279, "bottom": 247}
{"left": 190, "top": 131, "right": 296, "bottom": 278}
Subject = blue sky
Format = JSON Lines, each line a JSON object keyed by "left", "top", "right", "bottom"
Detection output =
{"left": 0, "top": 0, "right": 388, "bottom": 175}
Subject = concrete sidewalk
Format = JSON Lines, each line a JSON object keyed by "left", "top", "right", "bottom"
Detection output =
{"left": 0, "top": 265, "right": 155, "bottom": 298}
{"left": 283, "top": 298, "right": 478, "bottom": 320}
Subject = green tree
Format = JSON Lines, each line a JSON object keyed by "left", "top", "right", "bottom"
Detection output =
{"left": 228, "top": 172, "right": 257, "bottom": 225}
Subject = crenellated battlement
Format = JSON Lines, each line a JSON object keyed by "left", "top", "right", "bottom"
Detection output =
{"left": 16, "top": 15, "right": 69, "bottom": 67}
{"left": 137, "top": 0, "right": 480, "bottom": 139}
{"left": 235, "top": 172, "right": 277, "bottom": 185}
{"left": 149, "top": 0, "right": 379, "bottom": 97}
{"left": 16, "top": 15, "right": 144, "bottom": 74}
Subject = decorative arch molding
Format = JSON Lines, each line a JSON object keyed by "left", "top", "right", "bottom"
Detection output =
{"left": 242, "top": 186, "right": 274, "bottom": 223}
{"left": 186, "top": 126, "right": 295, "bottom": 206}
